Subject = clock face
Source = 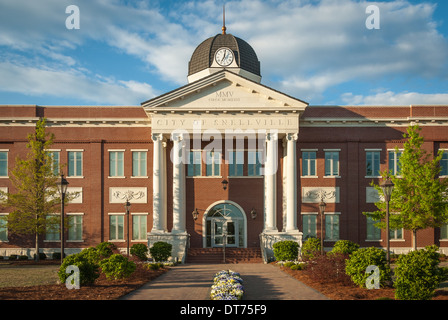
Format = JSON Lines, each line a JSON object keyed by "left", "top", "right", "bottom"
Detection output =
{"left": 215, "top": 47, "right": 234, "bottom": 66}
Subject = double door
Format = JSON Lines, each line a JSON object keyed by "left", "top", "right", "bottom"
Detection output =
{"left": 211, "top": 218, "right": 238, "bottom": 247}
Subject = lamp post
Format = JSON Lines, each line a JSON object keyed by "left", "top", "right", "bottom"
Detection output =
{"left": 125, "top": 200, "right": 131, "bottom": 257}
{"left": 318, "top": 199, "right": 326, "bottom": 255}
{"left": 56, "top": 173, "right": 69, "bottom": 265}
{"left": 380, "top": 177, "right": 394, "bottom": 268}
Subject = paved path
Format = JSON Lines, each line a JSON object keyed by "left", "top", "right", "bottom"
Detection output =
{"left": 121, "top": 263, "right": 329, "bottom": 300}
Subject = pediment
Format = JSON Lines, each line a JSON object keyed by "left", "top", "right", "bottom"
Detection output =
{"left": 142, "top": 70, "right": 308, "bottom": 113}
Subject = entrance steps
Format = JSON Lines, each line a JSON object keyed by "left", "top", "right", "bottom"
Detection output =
{"left": 186, "top": 247, "right": 263, "bottom": 264}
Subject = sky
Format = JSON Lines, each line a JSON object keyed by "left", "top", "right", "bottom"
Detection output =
{"left": 0, "top": 0, "right": 447, "bottom": 106}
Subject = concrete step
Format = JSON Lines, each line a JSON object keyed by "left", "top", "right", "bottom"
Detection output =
{"left": 186, "top": 248, "right": 263, "bottom": 264}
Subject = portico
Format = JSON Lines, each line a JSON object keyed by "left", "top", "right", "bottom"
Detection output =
{"left": 143, "top": 70, "right": 307, "bottom": 262}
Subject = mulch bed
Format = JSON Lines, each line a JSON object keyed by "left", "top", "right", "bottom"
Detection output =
{"left": 0, "top": 261, "right": 168, "bottom": 300}
{"left": 279, "top": 265, "right": 448, "bottom": 300}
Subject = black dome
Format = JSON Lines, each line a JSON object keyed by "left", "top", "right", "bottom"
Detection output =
{"left": 188, "top": 33, "right": 261, "bottom": 77}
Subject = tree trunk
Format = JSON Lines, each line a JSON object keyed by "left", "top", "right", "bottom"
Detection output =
{"left": 412, "top": 229, "right": 417, "bottom": 251}
{"left": 35, "top": 232, "right": 40, "bottom": 262}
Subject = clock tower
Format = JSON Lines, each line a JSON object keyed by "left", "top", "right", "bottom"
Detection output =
{"left": 187, "top": 27, "right": 261, "bottom": 83}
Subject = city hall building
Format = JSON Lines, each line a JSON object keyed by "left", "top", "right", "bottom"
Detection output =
{"left": 1, "top": 29, "right": 448, "bottom": 262}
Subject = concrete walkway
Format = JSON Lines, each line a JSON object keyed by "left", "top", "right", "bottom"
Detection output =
{"left": 121, "top": 263, "right": 329, "bottom": 300}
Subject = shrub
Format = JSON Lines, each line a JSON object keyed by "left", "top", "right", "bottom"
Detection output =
{"left": 99, "top": 254, "right": 136, "bottom": 280}
{"left": 96, "top": 242, "right": 117, "bottom": 259}
{"left": 394, "top": 245, "right": 446, "bottom": 300}
{"left": 301, "top": 238, "right": 321, "bottom": 261}
{"left": 58, "top": 253, "right": 100, "bottom": 286}
{"left": 146, "top": 262, "right": 164, "bottom": 270}
{"left": 52, "top": 252, "right": 66, "bottom": 260}
{"left": 290, "top": 263, "right": 305, "bottom": 271}
{"left": 79, "top": 247, "right": 102, "bottom": 264}
{"left": 130, "top": 243, "right": 149, "bottom": 261}
{"left": 330, "top": 240, "right": 359, "bottom": 256}
{"left": 18, "top": 255, "right": 28, "bottom": 260}
{"left": 149, "top": 241, "right": 172, "bottom": 262}
{"left": 8, "top": 255, "right": 18, "bottom": 260}
{"left": 345, "top": 247, "right": 391, "bottom": 288}
{"left": 273, "top": 240, "right": 299, "bottom": 261}
{"left": 33, "top": 252, "right": 47, "bottom": 260}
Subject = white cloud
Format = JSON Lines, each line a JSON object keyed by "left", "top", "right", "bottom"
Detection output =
{"left": 341, "top": 91, "right": 448, "bottom": 106}
{"left": 0, "top": 0, "right": 447, "bottom": 105}
{"left": 0, "top": 61, "right": 157, "bottom": 105}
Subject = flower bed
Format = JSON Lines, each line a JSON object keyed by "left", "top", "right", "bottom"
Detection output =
{"left": 210, "top": 270, "right": 244, "bottom": 300}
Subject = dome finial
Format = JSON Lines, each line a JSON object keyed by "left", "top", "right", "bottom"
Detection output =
{"left": 222, "top": 4, "right": 226, "bottom": 34}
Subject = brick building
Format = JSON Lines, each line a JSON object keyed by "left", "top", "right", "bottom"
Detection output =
{"left": 1, "top": 30, "right": 448, "bottom": 262}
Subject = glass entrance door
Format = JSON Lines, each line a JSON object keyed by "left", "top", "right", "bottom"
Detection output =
{"left": 212, "top": 219, "right": 237, "bottom": 247}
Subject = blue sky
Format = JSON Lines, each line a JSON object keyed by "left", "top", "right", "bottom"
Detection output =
{"left": 0, "top": 0, "right": 447, "bottom": 106}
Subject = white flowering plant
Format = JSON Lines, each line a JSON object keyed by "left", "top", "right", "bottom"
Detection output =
{"left": 210, "top": 270, "right": 244, "bottom": 300}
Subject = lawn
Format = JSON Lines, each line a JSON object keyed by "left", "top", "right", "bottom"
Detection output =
{"left": 0, "top": 263, "right": 60, "bottom": 288}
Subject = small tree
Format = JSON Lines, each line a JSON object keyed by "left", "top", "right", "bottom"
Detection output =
{"left": 365, "top": 125, "right": 448, "bottom": 250}
{"left": 0, "top": 118, "right": 74, "bottom": 260}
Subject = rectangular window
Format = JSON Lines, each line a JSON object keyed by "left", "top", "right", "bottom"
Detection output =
{"left": 302, "top": 214, "right": 317, "bottom": 239}
{"left": 206, "top": 151, "right": 221, "bottom": 176}
{"left": 45, "top": 215, "right": 60, "bottom": 241}
{"left": 325, "top": 151, "right": 339, "bottom": 176}
{"left": 0, "top": 214, "right": 8, "bottom": 241}
{"left": 188, "top": 151, "right": 202, "bottom": 176}
{"left": 229, "top": 150, "right": 244, "bottom": 176}
{"left": 0, "top": 151, "right": 8, "bottom": 177}
{"left": 48, "top": 151, "right": 60, "bottom": 176}
{"left": 388, "top": 150, "right": 402, "bottom": 175}
{"left": 390, "top": 228, "right": 403, "bottom": 240}
{"left": 132, "top": 215, "right": 147, "bottom": 240}
{"left": 366, "top": 216, "right": 381, "bottom": 240}
{"left": 325, "top": 214, "right": 339, "bottom": 241}
{"left": 302, "top": 151, "right": 316, "bottom": 176}
{"left": 132, "top": 151, "right": 147, "bottom": 177}
{"left": 441, "top": 151, "right": 448, "bottom": 176}
{"left": 109, "top": 151, "right": 124, "bottom": 177}
{"left": 248, "top": 150, "right": 262, "bottom": 176}
{"left": 109, "top": 215, "right": 124, "bottom": 240}
{"left": 68, "top": 151, "right": 83, "bottom": 177}
{"left": 441, "top": 224, "right": 448, "bottom": 240}
{"left": 68, "top": 215, "right": 83, "bottom": 241}
{"left": 366, "top": 151, "right": 380, "bottom": 177}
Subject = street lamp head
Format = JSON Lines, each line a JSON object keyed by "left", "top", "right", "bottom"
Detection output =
{"left": 56, "top": 173, "right": 69, "bottom": 195}
{"left": 250, "top": 208, "right": 257, "bottom": 220}
{"left": 319, "top": 200, "right": 326, "bottom": 214}
{"left": 380, "top": 177, "right": 395, "bottom": 202}
{"left": 124, "top": 200, "right": 131, "bottom": 212}
{"left": 192, "top": 208, "right": 199, "bottom": 221}
{"left": 221, "top": 179, "right": 228, "bottom": 190}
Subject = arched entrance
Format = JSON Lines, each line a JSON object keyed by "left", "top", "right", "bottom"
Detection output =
{"left": 203, "top": 201, "right": 247, "bottom": 248}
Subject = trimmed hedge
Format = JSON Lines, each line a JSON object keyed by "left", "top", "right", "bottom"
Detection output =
{"left": 273, "top": 240, "right": 299, "bottom": 261}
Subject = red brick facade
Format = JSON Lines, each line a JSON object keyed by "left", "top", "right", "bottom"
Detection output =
{"left": 1, "top": 103, "right": 448, "bottom": 258}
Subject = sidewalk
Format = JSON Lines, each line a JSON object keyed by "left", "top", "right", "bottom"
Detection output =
{"left": 121, "top": 263, "right": 329, "bottom": 300}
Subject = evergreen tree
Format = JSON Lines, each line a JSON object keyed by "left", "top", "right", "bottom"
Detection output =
{"left": 365, "top": 125, "right": 448, "bottom": 250}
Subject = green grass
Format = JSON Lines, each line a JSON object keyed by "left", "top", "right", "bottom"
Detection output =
{"left": 0, "top": 264, "right": 60, "bottom": 288}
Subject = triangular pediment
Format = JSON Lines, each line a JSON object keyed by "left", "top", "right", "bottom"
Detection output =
{"left": 142, "top": 70, "right": 308, "bottom": 113}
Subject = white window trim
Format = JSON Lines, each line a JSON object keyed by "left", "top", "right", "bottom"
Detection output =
{"left": 109, "top": 150, "right": 125, "bottom": 178}
{"left": 0, "top": 212, "right": 9, "bottom": 242}
{"left": 0, "top": 150, "right": 9, "bottom": 178}
{"left": 132, "top": 150, "right": 148, "bottom": 178}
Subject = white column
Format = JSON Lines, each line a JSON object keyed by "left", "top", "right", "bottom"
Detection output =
{"left": 151, "top": 133, "right": 166, "bottom": 233}
{"left": 171, "top": 132, "right": 186, "bottom": 234}
{"left": 285, "top": 133, "right": 299, "bottom": 232}
{"left": 264, "top": 131, "right": 278, "bottom": 232}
